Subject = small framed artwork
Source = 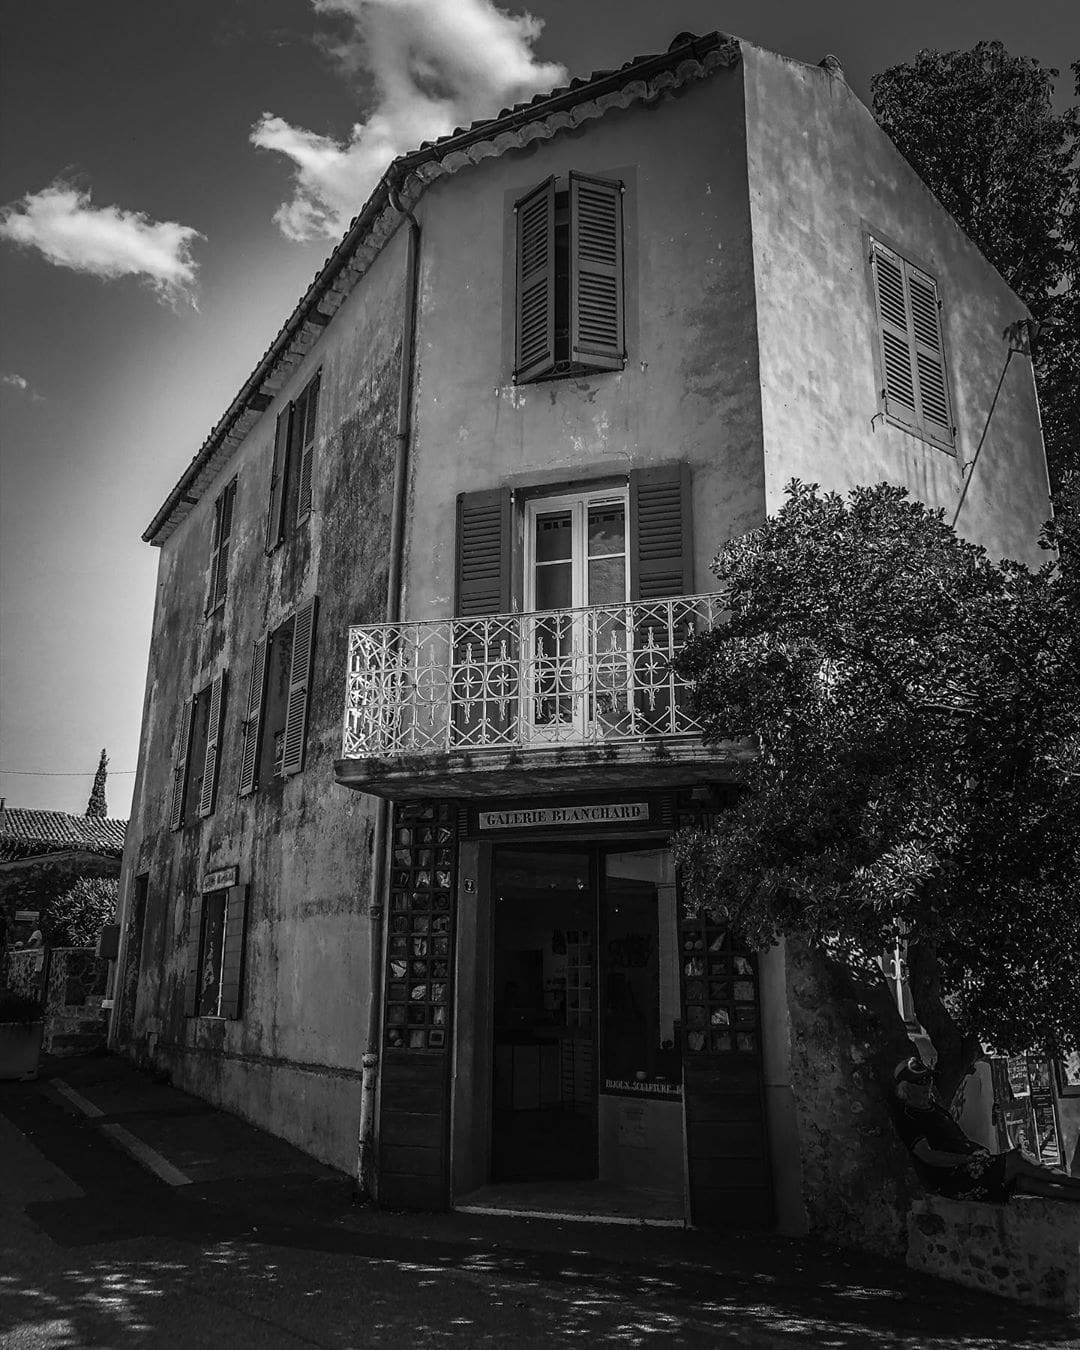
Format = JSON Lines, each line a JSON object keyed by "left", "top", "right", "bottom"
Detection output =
{"left": 1056, "top": 1048, "right": 1080, "bottom": 1097}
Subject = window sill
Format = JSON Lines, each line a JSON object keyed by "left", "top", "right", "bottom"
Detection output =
{"left": 514, "top": 358, "right": 625, "bottom": 387}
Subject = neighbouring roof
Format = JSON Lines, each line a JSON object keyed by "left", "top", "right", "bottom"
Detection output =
{"left": 0, "top": 808, "right": 127, "bottom": 863}
{"left": 144, "top": 30, "right": 740, "bottom": 547}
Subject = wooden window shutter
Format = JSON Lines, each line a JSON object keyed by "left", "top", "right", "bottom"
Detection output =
{"left": 282, "top": 596, "right": 318, "bottom": 775}
{"left": 455, "top": 489, "right": 513, "bottom": 616}
{"left": 629, "top": 464, "right": 694, "bottom": 601}
{"left": 514, "top": 178, "right": 556, "bottom": 383}
{"left": 238, "top": 636, "right": 268, "bottom": 796}
{"left": 570, "top": 172, "right": 624, "bottom": 370}
{"left": 169, "top": 698, "right": 194, "bottom": 831}
{"left": 183, "top": 894, "right": 204, "bottom": 1017}
{"left": 218, "top": 884, "right": 249, "bottom": 1019}
{"left": 197, "top": 670, "right": 227, "bottom": 818}
{"left": 207, "top": 482, "right": 236, "bottom": 612}
{"left": 907, "top": 267, "right": 952, "bottom": 442}
{"left": 871, "top": 241, "right": 918, "bottom": 429}
{"left": 296, "top": 373, "right": 320, "bottom": 523}
{"left": 266, "top": 407, "right": 292, "bottom": 550}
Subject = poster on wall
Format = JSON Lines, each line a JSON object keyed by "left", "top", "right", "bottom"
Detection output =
{"left": 1002, "top": 1106, "right": 1039, "bottom": 1162}
{"left": 1006, "top": 1055, "right": 1030, "bottom": 1098}
{"left": 1033, "top": 1101, "right": 1062, "bottom": 1168}
{"left": 1057, "top": 1049, "right": 1080, "bottom": 1097}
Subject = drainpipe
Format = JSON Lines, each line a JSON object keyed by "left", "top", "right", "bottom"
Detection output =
{"left": 357, "top": 182, "right": 421, "bottom": 1200}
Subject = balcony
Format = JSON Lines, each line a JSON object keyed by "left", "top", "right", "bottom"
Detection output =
{"left": 335, "top": 593, "right": 756, "bottom": 799}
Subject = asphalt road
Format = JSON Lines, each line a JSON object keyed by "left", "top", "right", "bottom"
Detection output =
{"left": 0, "top": 1057, "right": 1076, "bottom": 1349}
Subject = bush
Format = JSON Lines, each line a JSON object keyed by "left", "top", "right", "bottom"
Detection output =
{"left": 48, "top": 876, "right": 118, "bottom": 948}
{"left": 0, "top": 993, "right": 45, "bottom": 1024}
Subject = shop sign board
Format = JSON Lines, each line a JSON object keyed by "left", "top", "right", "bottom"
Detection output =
{"left": 479, "top": 802, "right": 649, "bottom": 830}
{"left": 203, "top": 864, "right": 239, "bottom": 893}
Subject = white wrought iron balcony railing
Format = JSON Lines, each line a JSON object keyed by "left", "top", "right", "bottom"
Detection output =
{"left": 342, "top": 593, "right": 726, "bottom": 758}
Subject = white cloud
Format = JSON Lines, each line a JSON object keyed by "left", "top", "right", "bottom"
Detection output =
{"left": 252, "top": 0, "right": 567, "bottom": 241}
{"left": 1, "top": 372, "right": 43, "bottom": 401}
{"left": 0, "top": 182, "right": 203, "bottom": 305}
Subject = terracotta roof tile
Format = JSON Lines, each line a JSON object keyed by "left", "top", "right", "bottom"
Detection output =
{"left": 0, "top": 808, "right": 127, "bottom": 856}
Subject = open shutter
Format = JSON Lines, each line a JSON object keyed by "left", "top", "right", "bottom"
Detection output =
{"left": 238, "top": 637, "right": 268, "bottom": 796}
{"left": 570, "top": 172, "right": 624, "bottom": 370}
{"left": 455, "top": 489, "right": 513, "bottom": 616}
{"left": 197, "top": 670, "right": 226, "bottom": 818}
{"left": 297, "top": 373, "right": 320, "bottom": 523}
{"left": 907, "top": 266, "right": 952, "bottom": 443}
{"left": 870, "top": 242, "right": 918, "bottom": 430}
{"left": 169, "top": 698, "right": 194, "bottom": 830}
{"left": 266, "top": 407, "right": 292, "bottom": 549}
{"left": 630, "top": 464, "right": 693, "bottom": 601}
{"left": 282, "top": 596, "right": 318, "bottom": 775}
{"left": 218, "top": 884, "right": 248, "bottom": 1019}
{"left": 183, "top": 894, "right": 204, "bottom": 1017}
{"left": 514, "top": 178, "right": 556, "bottom": 383}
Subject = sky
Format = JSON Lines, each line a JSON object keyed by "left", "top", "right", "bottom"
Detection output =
{"left": 1, "top": 0, "right": 1077, "bottom": 820}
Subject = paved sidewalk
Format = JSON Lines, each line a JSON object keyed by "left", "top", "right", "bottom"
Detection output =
{"left": 1, "top": 1052, "right": 1076, "bottom": 1348}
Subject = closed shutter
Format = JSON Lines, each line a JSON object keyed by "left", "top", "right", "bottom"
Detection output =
{"left": 871, "top": 241, "right": 953, "bottom": 445}
{"left": 907, "top": 267, "right": 952, "bottom": 442}
{"left": 266, "top": 407, "right": 292, "bottom": 550}
{"left": 207, "top": 482, "right": 236, "bottom": 612}
{"left": 455, "top": 489, "right": 513, "bottom": 616}
{"left": 183, "top": 894, "right": 204, "bottom": 1017}
{"left": 629, "top": 464, "right": 693, "bottom": 601}
{"left": 169, "top": 698, "right": 194, "bottom": 831}
{"left": 514, "top": 178, "right": 556, "bottom": 383}
{"left": 197, "top": 670, "right": 226, "bottom": 818}
{"left": 218, "top": 884, "right": 248, "bottom": 1019}
{"left": 296, "top": 373, "right": 320, "bottom": 523}
{"left": 570, "top": 172, "right": 624, "bottom": 370}
{"left": 238, "top": 636, "right": 268, "bottom": 796}
{"left": 282, "top": 596, "right": 318, "bottom": 775}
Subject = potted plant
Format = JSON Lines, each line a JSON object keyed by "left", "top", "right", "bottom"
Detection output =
{"left": 0, "top": 993, "right": 46, "bottom": 1080}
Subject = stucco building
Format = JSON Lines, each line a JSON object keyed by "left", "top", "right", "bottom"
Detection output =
{"left": 113, "top": 32, "right": 1051, "bottom": 1244}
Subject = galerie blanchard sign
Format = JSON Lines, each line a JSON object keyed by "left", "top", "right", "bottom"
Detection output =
{"left": 478, "top": 802, "right": 649, "bottom": 830}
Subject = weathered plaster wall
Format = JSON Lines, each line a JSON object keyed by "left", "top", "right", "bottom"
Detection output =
{"left": 741, "top": 44, "right": 1051, "bottom": 567}
{"left": 116, "top": 229, "right": 405, "bottom": 1172}
{"left": 402, "top": 63, "right": 766, "bottom": 617}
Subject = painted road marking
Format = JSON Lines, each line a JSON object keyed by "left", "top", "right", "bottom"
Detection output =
{"left": 51, "top": 1079, "right": 105, "bottom": 1118}
{"left": 99, "top": 1124, "right": 192, "bottom": 1187}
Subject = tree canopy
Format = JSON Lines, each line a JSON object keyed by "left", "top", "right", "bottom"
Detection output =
{"left": 49, "top": 876, "right": 117, "bottom": 949}
{"left": 872, "top": 43, "right": 1079, "bottom": 490}
{"left": 674, "top": 481, "right": 1080, "bottom": 1098}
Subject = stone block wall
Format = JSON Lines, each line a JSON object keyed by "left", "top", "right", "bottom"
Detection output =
{"left": 908, "top": 1194, "right": 1080, "bottom": 1313}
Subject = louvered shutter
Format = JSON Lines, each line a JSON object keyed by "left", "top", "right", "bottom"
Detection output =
{"left": 215, "top": 482, "right": 235, "bottom": 608}
{"left": 218, "top": 884, "right": 248, "bottom": 1019}
{"left": 297, "top": 373, "right": 320, "bottom": 523}
{"left": 282, "top": 596, "right": 318, "bottom": 775}
{"left": 266, "top": 407, "right": 292, "bottom": 549}
{"left": 907, "top": 267, "right": 952, "bottom": 443}
{"left": 455, "top": 489, "right": 513, "bottom": 616}
{"left": 871, "top": 242, "right": 919, "bottom": 430}
{"left": 197, "top": 670, "right": 226, "bottom": 818}
{"left": 169, "top": 698, "right": 194, "bottom": 830}
{"left": 514, "top": 178, "right": 556, "bottom": 383}
{"left": 183, "top": 894, "right": 204, "bottom": 1016}
{"left": 630, "top": 464, "right": 694, "bottom": 600}
{"left": 238, "top": 636, "right": 268, "bottom": 796}
{"left": 570, "top": 172, "right": 624, "bottom": 371}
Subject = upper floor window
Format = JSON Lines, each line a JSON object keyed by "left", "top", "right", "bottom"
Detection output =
{"left": 170, "top": 670, "right": 227, "bottom": 830}
{"left": 237, "top": 596, "right": 318, "bottom": 795}
{"left": 267, "top": 371, "right": 321, "bottom": 549}
{"left": 514, "top": 173, "right": 625, "bottom": 384}
{"left": 525, "top": 488, "right": 629, "bottom": 612}
{"left": 869, "top": 237, "right": 954, "bottom": 451}
{"left": 206, "top": 479, "right": 237, "bottom": 615}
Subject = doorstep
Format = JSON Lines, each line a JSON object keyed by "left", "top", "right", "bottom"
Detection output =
{"left": 455, "top": 1179, "right": 686, "bottom": 1227}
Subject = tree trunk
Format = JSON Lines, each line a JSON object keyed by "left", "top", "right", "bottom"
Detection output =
{"left": 906, "top": 938, "right": 981, "bottom": 1105}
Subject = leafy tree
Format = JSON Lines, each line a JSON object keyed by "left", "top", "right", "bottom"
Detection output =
{"left": 872, "top": 44, "right": 1079, "bottom": 489}
{"left": 48, "top": 876, "right": 117, "bottom": 948}
{"left": 674, "top": 481, "right": 1080, "bottom": 1102}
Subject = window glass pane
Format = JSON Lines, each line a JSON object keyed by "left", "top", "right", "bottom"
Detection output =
{"left": 588, "top": 504, "right": 625, "bottom": 557}
{"left": 535, "top": 561, "right": 572, "bottom": 610}
{"left": 588, "top": 556, "right": 625, "bottom": 606}
{"left": 535, "top": 511, "right": 572, "bottom": 562}
{"left": 198, "top": 891, "right": 227, "bottom": 1017}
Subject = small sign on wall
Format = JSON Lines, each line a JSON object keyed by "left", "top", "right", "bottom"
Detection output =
{"left": 203, "top": 864, "right": 239, "bottom": 893}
